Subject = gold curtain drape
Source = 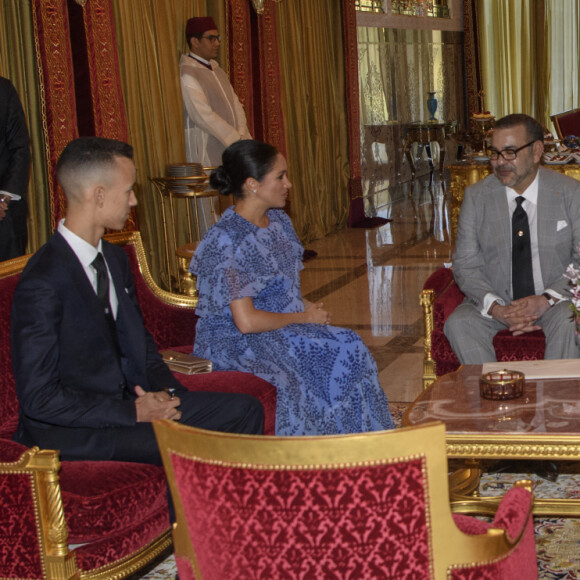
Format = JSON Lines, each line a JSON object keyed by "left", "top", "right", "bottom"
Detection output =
{"left": 542, "top": 0, "right": 580, "bottom": 122}
{"left": 476, "top": 0, "right": 580, "bottom": 131}
{"left": 476, "top": 0, "right": 539, "bottom": 120}
{"left": 0, "top": 0, "right": 50, "bottom": 253}
{"left": 111, "top": 0, "right": 204, "bottom": 288}
{"left": 276, "top": 0, "right": 350, "bottom": 244}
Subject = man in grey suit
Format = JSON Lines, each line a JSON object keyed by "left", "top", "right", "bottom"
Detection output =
{"left": 444, "top": 114, "right": 580, "bottom": 363}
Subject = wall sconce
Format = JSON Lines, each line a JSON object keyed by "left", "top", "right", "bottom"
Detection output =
{"left": 250, "top": 0, "right": 283, "bottom": 15}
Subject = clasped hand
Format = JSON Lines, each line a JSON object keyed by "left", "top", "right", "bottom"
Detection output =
{"left": 304, "top": 302, "right": 331, "bottom": 325}
{"left": 134, "top": 385, "right": 182, "bottom": 422}
{"left": 0, "top": 198, "right": 9, "bottom": 222}
{"left": 492, "top": 295, "right": 550, "bottom": 336}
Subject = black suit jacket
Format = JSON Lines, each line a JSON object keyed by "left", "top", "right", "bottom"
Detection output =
{"left": 11, "top": 232, "right": 183, "bottom": 458}
{"left": 0, "top": 77, "right": 30, "bottom": 259}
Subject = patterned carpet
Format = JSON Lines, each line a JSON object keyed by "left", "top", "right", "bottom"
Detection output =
{"left": 135, "top": 402, "right": 580, "bottom": 578}
{"left": 479, "top": 467, "right": 580, "bottom": 579}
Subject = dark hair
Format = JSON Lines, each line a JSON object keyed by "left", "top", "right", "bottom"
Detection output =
{"left": 210, "top": 140, "right": 279, "bottom": 199}
{"left": 494, "top": 114, "right": 544, "bottom": 143}
{"left": 56, "top": 137, "right": 133, "bottom": 181}
{"left": 186, "top": 33, "right": 202, "bottom": 49}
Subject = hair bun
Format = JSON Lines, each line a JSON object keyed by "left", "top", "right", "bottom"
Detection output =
{"left": 209, "top": 166, "right": 233, "bottom": 196}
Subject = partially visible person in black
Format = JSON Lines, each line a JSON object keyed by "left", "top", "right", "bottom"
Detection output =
{"left": 0, "top": 76, "right": 30, "bottom": 260}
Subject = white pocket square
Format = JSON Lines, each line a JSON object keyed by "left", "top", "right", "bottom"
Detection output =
{"left": 557, "top": 220, "right": 568, "bottom": 232}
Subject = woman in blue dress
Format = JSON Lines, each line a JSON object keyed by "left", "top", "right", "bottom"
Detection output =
{"left": 190, "top": 140, "right": 394, "bottom": 435}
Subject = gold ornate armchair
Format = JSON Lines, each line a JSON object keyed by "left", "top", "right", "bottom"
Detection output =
{"left": 420, "top": 267, "right": 546, "bottom": 389}
{"left": 154, "top": 420, "right": 538, "bottom": 579}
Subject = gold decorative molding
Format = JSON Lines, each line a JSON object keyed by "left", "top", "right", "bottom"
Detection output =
{"left": 446, "top": 434, "right": 580, "bottom": 460}
{"left": 105, "top": 231, "right": 198, "bottom": 309}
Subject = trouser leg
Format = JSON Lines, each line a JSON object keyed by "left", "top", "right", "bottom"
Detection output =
{"left": 110, "top": 392, "right": 264, "bottom": 465}
{"left": 178, "top": 390, "right": 264, "bottom": 434}
{"left": 444, "top": 302, "right": 506, "bottom": 364}
{"left": 539, "top": 301, "right": 580, "bottom": 359}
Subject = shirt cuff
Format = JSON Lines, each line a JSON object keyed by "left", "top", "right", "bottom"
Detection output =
{"left": 482, "top": 293, "right": 505, "bottom": 318}
{"left": 0, "top": 191, "right": 21, "bottom": 201}
{"left": 543, "top": 289, "right": 568, "bottom": 303}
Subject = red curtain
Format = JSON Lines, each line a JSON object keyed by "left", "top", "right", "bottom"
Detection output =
{"left": 31, "top": 0, "right": 78, "bottom": 229}
{"left": 31, "top": 0, "right": 133, "bottom": 230}
{"left": 463, "top": 0, "right": 483, "bottom": 117}
{"left": 226, "top": 0, "right": 285, "bottom": 156}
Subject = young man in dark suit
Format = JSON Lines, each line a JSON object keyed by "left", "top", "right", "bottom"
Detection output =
{"left": 11, "top": 137, "right": 263, "bottom": 465}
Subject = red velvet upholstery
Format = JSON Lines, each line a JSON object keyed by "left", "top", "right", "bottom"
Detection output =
{"left": 124, "top": 242, "right": 199, "bottom": 350}
{"left": 60, "top": 460, "right": 168, "bottom": 542}
{"left": 169, "top": 346, "right": 277, "bottom": 435}
{"left": 0, "top": 271, "right": 20, "bottom": 440}
{"left": 424, "top": 267, "right": 545, "bottom": 378}
{"left": 452, "top": 487, "right": 538, "bottom": 579}
{"left": 155, "top": 421, "right": 538, "bottom": 580}
{"left": 172, "top": 455, "right": 431, "bottom": 578}
{"left": 551, "top": 108, "right": 580, "bottom": 140}
{"left": 0, "top": 470, "right": 44, "bottom": 579}
{"left": 0, "top": 233, "right": 277, "bottom": 579}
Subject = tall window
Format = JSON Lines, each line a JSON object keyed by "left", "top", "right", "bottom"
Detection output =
{"left": 355, "top": 0, "right": 385, "bottom": 13}
{"left": 391, "top": 0, "right": 449, "bottom": 18}
{"left": 476, "top": 0, "right": 580, "bottom": 131}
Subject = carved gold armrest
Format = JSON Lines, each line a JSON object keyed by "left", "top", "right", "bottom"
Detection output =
{"left": 420, "top": 288, "right": 437, "bottom": 390}
{"left": 105, "top": 231, "right": 197, "bottom": 309}
{"left": 1, "top": 446, "right": 78, "bottom": 579}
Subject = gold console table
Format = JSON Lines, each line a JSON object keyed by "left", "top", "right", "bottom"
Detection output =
{"left": 448, "top": 162, "right": 580, "bottom": 243}
{"left": 150, "top": 176, "right": 218, "bottom": 294}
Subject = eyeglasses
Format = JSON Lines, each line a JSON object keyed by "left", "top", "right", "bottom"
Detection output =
{"left": 202, "top": 34, "right": 221, "bottom": 43}
{"left": 488, "top": 140, "right": 537, "bottom": 161}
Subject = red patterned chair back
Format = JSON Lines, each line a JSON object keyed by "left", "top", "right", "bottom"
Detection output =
{"left": 106, "top": 231, "right": 199, "bottom": 350}
{"left": 0, "top": 255, "right": 30, "bottom": 439}
{"left": 551, "top": 108, "right": 580, "bottom": 140}
{"left": 154, "top": 420, "right": 537, "bottom": 580}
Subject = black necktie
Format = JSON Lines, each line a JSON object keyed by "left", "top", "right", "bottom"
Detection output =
{"left": 92, "top": 253, "right": 118, "bottom": 340}
{"left": 512, "top": 196, "right": 535, "bottom": 299}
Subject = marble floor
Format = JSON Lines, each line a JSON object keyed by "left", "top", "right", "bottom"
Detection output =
{"left": 301, "top": 169, "right": 452, "bottom": 405}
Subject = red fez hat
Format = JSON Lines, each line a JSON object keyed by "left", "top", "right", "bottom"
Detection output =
{"left": 186, "top": 17, "right": 218, "bottom": 36}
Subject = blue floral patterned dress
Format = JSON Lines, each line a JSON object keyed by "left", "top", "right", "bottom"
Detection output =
{"left": 190, "top": 207, "right": 395, "bottom": 435}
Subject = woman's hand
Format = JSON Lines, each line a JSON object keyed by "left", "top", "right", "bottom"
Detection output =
{"left": 231, "top": 297, "right": 331, "bottom": 333}
{"left": 304, "top": 302, "right": 331, "bottom": 325}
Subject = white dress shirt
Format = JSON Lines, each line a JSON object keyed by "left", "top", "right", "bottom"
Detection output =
{"left": 482, "top": 172, "right": 564, "bottom": 316}
{"left": 58, "top": 220, "right": 119, "bottom": 318}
